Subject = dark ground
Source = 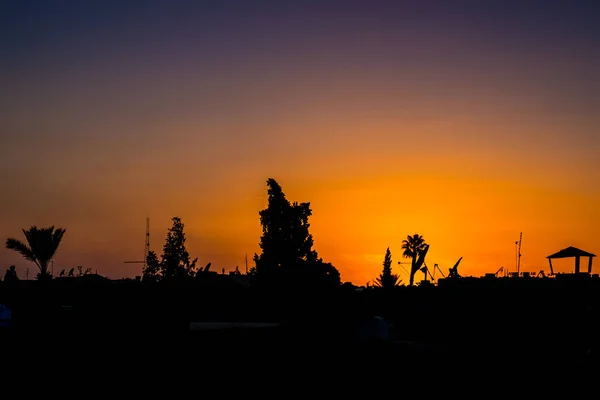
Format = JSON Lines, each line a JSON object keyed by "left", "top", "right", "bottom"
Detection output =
{"left": 1, "top": 314, "right": 597, "bottom": 396}
{"left": 1, "top": 279, "right": 599, "bottom": 395}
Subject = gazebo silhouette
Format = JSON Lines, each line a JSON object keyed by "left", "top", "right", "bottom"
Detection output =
{"left": 546, "top": 246, "right": 596, "bottom": 275}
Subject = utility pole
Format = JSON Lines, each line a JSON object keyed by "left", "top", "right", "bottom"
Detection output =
{"left": 516, "top": 232, "right": 522, "bottom": 275}
{"left": 245, "top": 253, "right": 248, "bottom": 274}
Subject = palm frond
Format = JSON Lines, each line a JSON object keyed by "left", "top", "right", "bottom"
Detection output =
{"left": 52, "top": 227, "right": 66, "bottom": 247}
{"left": 6, "top": 238, "right": 36, "bottom": 263}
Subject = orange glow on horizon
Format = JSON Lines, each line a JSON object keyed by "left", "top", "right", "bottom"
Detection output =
{"left": 2, "top": 3, "right": 599, "bottom": 283}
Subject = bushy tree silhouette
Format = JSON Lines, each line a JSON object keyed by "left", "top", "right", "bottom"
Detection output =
{"left": 162, "top": 217, "right": 197, "bottom": 279}
{"left": 401, "top": 234, "right": 428, "bottom": 286}
{"left": 5, "top": 226, "right": 66, "bottom": 281}
{"left": 142, "top": 217, "right": 198, "bottom": 282}
{"left": 143, "top": 250, "right": 161, "bottom": 282}
{"left": 253, "top": 178, "right": 340, "bottom": 288}
{"left": 375, "top": 247, "right": 401, "bottom": 288}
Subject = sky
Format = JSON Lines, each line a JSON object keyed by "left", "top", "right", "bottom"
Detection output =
{"left": 1, "top": 0, "right": 599, "bottom": 284}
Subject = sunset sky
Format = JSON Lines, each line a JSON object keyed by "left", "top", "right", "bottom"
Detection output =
{"left": 1, "top": 0, "right": 598, "bottom": 284}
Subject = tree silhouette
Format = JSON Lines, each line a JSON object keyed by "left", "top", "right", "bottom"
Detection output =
{"left": 253, "top": 179, "right": 315, "bottom": 274}
{"left": 5, "top": 226, "right": 66, "bottom": 281}
{"left": 401, "top": 234, "right": 428, "bottom": 286}
{"left": 142, "top": 250, "right": 161, "bottom": 282}
{"left": 3, "top": 265, "right": 19, "bottom": 282}
{"left": 253, "top": 178, "right": 340, "bottom": 288}
{"left": 375, "top": 247, "right": 401, "bottom": 288}
{"left": 159, "top": 217, "right": 198, "bottom": 280}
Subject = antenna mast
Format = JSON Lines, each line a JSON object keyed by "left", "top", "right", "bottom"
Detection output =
{"left": 516, "top": 232, "right": 522, "bottom": 275}
{"left": 144, "top": 217, "right": 150, "bottom": 270}
{"left": 124, "top": 217, "right": 151, "bottom": 275}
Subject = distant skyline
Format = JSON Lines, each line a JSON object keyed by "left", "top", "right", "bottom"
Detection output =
{"left": 1, "top": 0, "right": 599, "bottom": 284}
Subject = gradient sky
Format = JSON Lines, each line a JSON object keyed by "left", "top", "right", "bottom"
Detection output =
{"left": 1, "top": 0, "right": 599, "bottom": 284}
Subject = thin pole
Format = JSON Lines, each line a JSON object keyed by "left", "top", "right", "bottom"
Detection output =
{"left": 517, "top": 232, "right": 522, "bottom": 275}
{"left": 515, "top": 242, "right": 519, "bottom": 271}
{"left": 144, "top": 217, "right": 150, "bottom": 270}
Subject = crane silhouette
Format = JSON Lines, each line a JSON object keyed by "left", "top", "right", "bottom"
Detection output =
{"left": 448, "top": 257, "right": 463, "bottom": 278}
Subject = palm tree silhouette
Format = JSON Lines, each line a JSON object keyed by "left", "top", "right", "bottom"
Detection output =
{"left": 401, "top": 233, "right": 428, "bottom": 286}
{"left": 5, "top": 226, "right": 66, "bottom": 281}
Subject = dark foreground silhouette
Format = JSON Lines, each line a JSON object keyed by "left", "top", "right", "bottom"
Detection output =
{"left": 1, "top": 277, "right": 599, "bottom": 395}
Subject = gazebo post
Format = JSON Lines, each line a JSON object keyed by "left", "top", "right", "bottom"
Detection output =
{"left": 548, "top": 259, "right": 554, "bottom": 275}
{"left": 575, "top": 256, "right": 581, "bottom": 273}
{"left": 588, "top": 257, "right": 594, "bottom": 274}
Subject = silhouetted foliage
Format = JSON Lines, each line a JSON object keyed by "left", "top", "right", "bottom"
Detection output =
{"left": 5, "top": 225, "right": 66, "bottom": 281}
{"left": 143, "top": 250, "right": 161, "bottom": 282}
{"left": 196, "top": 262, "right": 211, "bottom": 274}
{"left": 375, "top": 247, "right": 401, "bottom": 288}
{"left": 253, "top": 178, "right": 341, "bottom": 288}
{"left": 141, "top": 217, "right": 199, "bottom": 283}
{"left": 401, "top": 234, "right": 428, "bottom": 286}
{"left": 194, "top": 263, "right": 215, "bottom": 281}
{"left": 76, "top": 265, "right": 91, "bottom": 276}
{"left": 161, "top": 217, "right": 198, "bottom": 280}
{"left": 3, "top": 265, "right": 19, "bottom": 282}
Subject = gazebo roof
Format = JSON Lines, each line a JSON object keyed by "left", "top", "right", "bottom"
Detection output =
{"left": 546, "top": 246, "right": 596, "bottom": 259}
